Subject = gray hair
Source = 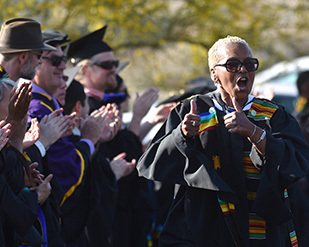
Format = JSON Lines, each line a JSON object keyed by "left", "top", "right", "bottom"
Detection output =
{"left": 208, "top": 36, "right": 250, "bottom": 70}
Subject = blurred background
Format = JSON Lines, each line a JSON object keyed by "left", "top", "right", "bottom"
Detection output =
{"left": 3, "top": 0, "right": 309, "bottom": 111}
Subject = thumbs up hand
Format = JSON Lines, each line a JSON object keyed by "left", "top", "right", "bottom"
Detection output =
{"left": 223, "top": 97, "right": 255, "bottom": 137}
{"left": 181, "top": 100, "right": 201, "bottom": 138}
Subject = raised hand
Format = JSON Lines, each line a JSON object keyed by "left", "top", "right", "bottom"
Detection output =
{"left": 39, "top": 110, "right": 72, "bottom": 148}
{"left": 6, "top": 81, "right": 32, "bottom": 137}
{"left": 223, "top": 97, "right": 255, "bottom": 136}
{"left": 99, "top": 104, "right": 121, "bottom": 143}
{"left": 24, "top": 162, "right": 44, "bottom": 188}
{"left": 81, "top": 108, "right": 110, "bottom": 145}
{"left": 23, "top": 118, "right": 40, "bottom": 150}
{"left": 110, "top": 152, "right": 136, "bottom": 180}
{"left": 34, "top": 174, "right": 53, "bottom": 205}
{"left": 132, "top": 87, "right": 159, "bottom": 120}
{"left": 0, "top": 120, "right": 10, "bottom": 151}
{"left": 181, "top": 100, "right": 201, "bottom": 138}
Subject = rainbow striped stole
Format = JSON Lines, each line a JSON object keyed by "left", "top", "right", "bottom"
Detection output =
{"left": 198, "top": 107, "right": 219, "bottom": 134}
{"left": 247, "top": 99, "right": 278, "bottom": 120}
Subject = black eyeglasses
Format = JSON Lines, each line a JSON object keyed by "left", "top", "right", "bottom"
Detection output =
{"left": 93, "top": 60, "right": 119, "bottom": 70}
{"left": 215, "top": 58, "right": 259, "bottom": 73}
{"left": 42, "top": 55, "right": 67, "bottom": 67}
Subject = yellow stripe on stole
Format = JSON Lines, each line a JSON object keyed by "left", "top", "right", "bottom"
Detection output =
{"left": 38, "top": 92, "right": 52, "bottom": 101}
{"left": 60, "top": 149, "right": 85, "bottom": 206}
{"left": 23, "top": 152, "right": 32, "bottom": 162}
{"left": 40, "top": 101, "right": 54, "bottom": 112}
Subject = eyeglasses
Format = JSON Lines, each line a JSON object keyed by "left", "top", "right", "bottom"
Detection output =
{"left": 93, "top": 60, "right": 119, "bottom": 70}
{"left": 42, "top": 55, "right": 67, "bottom": 67}
{"left": 30, "top": 51, "right": 43, "bottom": 59}
{"left": 215, "top": 58, "right": 259, "bottom": 73}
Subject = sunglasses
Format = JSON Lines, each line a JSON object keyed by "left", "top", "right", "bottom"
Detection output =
{"left": 42, "top": 55, "right": 67, "bottom": 67}
{"left": 93, "top": 60, "right": 119, "bottom": 70}
{"left": 215, "top": 58, "right": 259, "bottom": 73}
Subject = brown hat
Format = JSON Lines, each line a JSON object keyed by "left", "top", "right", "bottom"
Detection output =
{"left": 0, "top": 17, "right": 56, "bottom": 53}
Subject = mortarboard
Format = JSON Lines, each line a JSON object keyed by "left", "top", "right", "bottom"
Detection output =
{"left": 67, "top": 25, "right": 112, "bottom": 65}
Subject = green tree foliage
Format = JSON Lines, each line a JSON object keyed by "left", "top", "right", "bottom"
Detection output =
{"left": 1, "top": 0, "right": 309, "bottom": 97}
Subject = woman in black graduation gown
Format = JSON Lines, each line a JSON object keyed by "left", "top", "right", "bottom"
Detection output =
{"left": 137, "top": 36, "right": 309, "bottom": 247}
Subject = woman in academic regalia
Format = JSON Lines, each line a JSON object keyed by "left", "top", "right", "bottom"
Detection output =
{"left": 137, "top": 36, "right": 309, "bottom": 247}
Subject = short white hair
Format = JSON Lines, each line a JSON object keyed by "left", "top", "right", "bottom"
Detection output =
{"left": 208, "top": 36, "right": 250, "bottom": 69}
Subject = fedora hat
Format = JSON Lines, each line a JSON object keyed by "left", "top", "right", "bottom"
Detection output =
{"left": 0, "top": 17, "right": 56, "bottom": 53}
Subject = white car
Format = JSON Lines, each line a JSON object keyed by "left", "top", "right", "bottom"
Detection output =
{"left": 253, "top": 56, "right": 309, "bottom": 113}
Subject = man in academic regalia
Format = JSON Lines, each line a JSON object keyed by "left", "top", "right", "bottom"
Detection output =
{"left": 68, "top": 26, "right": 156, "bottom": 247}
{"left": 0, "top": 17, "right": 56, "bottom": 246}
{"left": 27, "top": 29, "right": 110, "bottom": 246}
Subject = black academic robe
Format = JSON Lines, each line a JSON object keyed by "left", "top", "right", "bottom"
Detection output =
{"left": 88, "top": 94, "right": 156, "bottom": 247}
{"left": 28, "top": 90, "right": 94, "bottom": 245}
{"left": 98, "top": 128, "right": 155, "bottom": 247}
{"left": 24, "top": 145, "right": 66, "bottom": 247}
{"left": 137, "top": 91, "right": 309, "bottom": 247}
{"left": 0, "top": 146, "right": 39, "bottom": 247}
{"left": 86, "top": 144, "right": 118, "bottom": 247}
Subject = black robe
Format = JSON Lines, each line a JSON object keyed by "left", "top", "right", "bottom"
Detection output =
{"left": 137, "top": 91, "right": 309, "bottom": 247}
{"left": 0, "top": 146, "right": 39, "bottom": 247}
{"left": 88, "top": 96, "right": 156, "bottom": 247}
{"left": 99, "top": 129, "right": 156, "bottom": 247}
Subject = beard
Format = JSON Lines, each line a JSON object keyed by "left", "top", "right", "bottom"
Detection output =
{"left": 105, "top": 74, "right": 117, "bottom": 90}
{"left": 20, "top": 56, "right": 36, "bottom": 80}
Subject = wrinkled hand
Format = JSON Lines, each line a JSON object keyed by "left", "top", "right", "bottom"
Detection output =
{"left": 39, "top": 109, "right": 72, "bottom": 148}
{"left": 23, "top": 118, "right": 40, "bottom": 150}
{"left": 6, "top": 82, "right": 32, "bottom": 137}
{"left": 0, "top": 121, "right": 10, "bottom": 151}
{"left": 132, "top": 87, "right": 159, "bottom": 120}
{"left": 223, "top": 97, "right": 255, "bottom": 136}
{"left": 110, "top": 152, "right": 136, "bottom": 180}
{"left": 181, "top": 100, "right": 201, "bottom": 138}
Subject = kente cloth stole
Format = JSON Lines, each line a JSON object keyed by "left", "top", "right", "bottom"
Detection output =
{"left": 243, "top": 152, "right": 266, "bottom": 240}
{"left": 284, "top": 189, "right": 299, "bottom": 247}
{"left": 247, "top": 99, "right": 278, "bottom": 121}
{"left": 294, "top": 96, "right": 308, "bottom": 113}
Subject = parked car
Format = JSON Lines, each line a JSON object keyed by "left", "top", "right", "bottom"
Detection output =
{"left": 253, "top": 56, "right": 309, "bottom": 114}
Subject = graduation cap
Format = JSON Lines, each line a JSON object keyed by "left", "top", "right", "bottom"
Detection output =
{"left": 159, "top": 77, "right": 216, "bottom": 105}
{"left": 67, "top": 25, "right": 112, "bottom": 65}
{"left": 64, "top": 79, "right": 86, "bottom": 116}
{"left": 42, "top": 30, "right": 70, "bottom": 47}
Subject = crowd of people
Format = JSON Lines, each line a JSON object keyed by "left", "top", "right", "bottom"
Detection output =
{"left": 0, "top": 16, "right": 308, "bottom": 247}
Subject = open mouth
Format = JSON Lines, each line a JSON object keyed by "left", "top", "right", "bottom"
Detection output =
{"left": 237, "top": 77, "right": 248, "bottom": 91}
